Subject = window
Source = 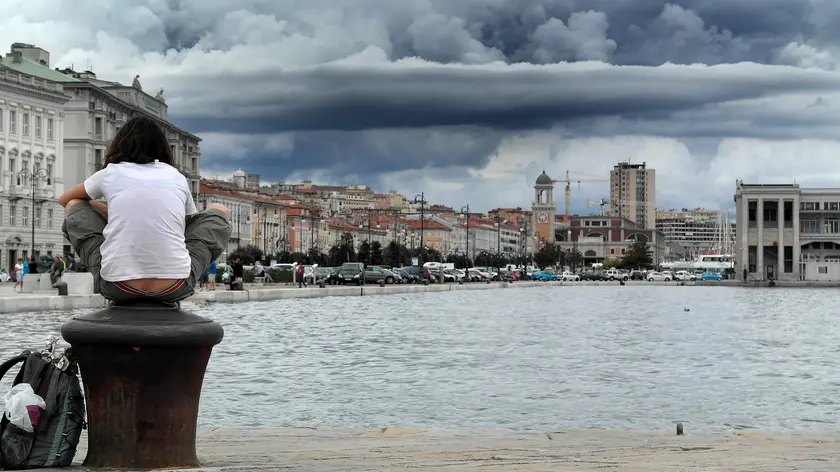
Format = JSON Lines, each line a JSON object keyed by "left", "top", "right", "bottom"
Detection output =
{"left": 0, "top": 107, "right": 3, "bottom": 132}
{"left": 9, "top": 204, "right": 15, "bottom": 226}
{"left": 9, "top": 111, "right": 16, "bottom": 134}
{"left": 803, "top": 202, "right": 817, "bottom": 211}
{"left": 819, "top": 266, "right": 828, "bottom": 274}
{"left": 47, "top": 208, "right": 53, "bottom": 229}
{"left": 94, "top": 117, "right": 102, "bottom": 136}
{"left": 94, "top": 149, "right": 102, "bottom": 171}
{"left": 21, "top": 206, "right": 28, "bottom": 226}
{"left": 22, "top": 113, "right": 28, "bottom": 136}
{"left": 825, "top": 218, "right": 840, "bottom": 234}
{"left": 34, "top": 116, "right": 41, "bottom": 138}
{"left": 801, "top": 219, "right": 820, "bottom": 233}
{"left": 46, "top": 163, "right": 52, "bottom": 179}
{"left": 47, "top": 118, "right": 53, "bottom": 140}
{"left": 36, "top": 205, "right": 42, "bottom": 228}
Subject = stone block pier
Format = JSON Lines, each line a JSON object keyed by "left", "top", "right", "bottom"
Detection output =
{"left": 50, "top": 427, "right": 840, "bottom": 471}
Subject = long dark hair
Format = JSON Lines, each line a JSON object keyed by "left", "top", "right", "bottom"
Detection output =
{"left": 103, "top": 115, "right": 174, "bottom": 167}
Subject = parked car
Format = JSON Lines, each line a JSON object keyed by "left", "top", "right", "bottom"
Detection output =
{"left": 647, "top": 271, "right": 672, "bottom": 282}
{"left": 466, "top": 269, "right": 484, "bottom": 282}
{"left": 702, "top": 272, "right": 723, "bottom": 281}
{"left": 335, "top": 262, "right": 365, "bottom": 285}
{"left": 394, "top": 268, "right": 419, "bottom": 283}
{"left": 560, "top": 271, "right": 580, "bottom": 281}
{"left": 605, "top": 269, "right": 629, "bottom": 281}
{"left": 531, "top": 269, "right": 557, "bottom": 281}
{"left": 629, "top": 270, "right": 645, "bottom": 280}
{"left": 674, "top": 270, "right": 697, "bottom": 281}
{"left": 402, "top": 265, "right": 432, "bottom": 282}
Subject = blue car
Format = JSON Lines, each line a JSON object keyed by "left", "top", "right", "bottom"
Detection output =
{"left": 531, "top": 270, "right": 557, "bottom": 281}
{"left": 701, "top": 272, "right": 722, "bottom": 281}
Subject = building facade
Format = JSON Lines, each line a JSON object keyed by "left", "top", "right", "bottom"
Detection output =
{"left": 730, "top": 181, "right": 840, "bottom": 281}
{"left": 610, "top": 161, "right": 656, "bottom": 229}
{"left": 555, "top": 215, "right": 667, "bottom": 265}
{"left": 656, "top": 208, "right": 736, "bottom": 259}
{"left": 0, "top": 46, "right": 69, "bottom": 270}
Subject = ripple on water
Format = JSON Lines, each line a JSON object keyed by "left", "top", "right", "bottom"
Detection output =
{"left": 1, "top": 286, "right": 839, "bottom": 433}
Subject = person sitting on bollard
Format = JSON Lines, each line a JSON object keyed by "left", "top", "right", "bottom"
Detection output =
{"left": 57, "top": 116, "right": 233, "bottom": 304}
{"left": 49, "top": 254, "right": 65, "bottom": 286}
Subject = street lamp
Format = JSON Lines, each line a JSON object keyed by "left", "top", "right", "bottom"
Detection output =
{"left": 412, "top": 193, "right": 427, "bottom": 263}
{"left": 460, "top": 204, "right": 470, "bottom": 268}
{"left": 17, "top": 166, "right": 50, "bottom": 258}
{"left": 233, "top": 206, "right": 248, "bottom": 249}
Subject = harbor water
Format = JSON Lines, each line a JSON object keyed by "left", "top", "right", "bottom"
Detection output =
{"left": 2, "top": 286, "right": 839, "bottom": 433}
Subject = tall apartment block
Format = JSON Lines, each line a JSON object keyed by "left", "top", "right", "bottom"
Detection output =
{"left": 610, "top": 161, "right": 656, "bottom": 229}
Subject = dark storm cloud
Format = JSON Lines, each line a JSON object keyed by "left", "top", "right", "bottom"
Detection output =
{"left": 197, "top": 127, "right": 505, "bottom": 178}
{"left": 13, "top": 0, "right": 838, "bottom": 188}
{"left": 169, "top": 62, "right": 840, "bottom": 134}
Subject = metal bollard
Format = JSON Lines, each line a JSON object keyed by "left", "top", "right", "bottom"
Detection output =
{"left": 60, "top": 301, "right": 224, "bottom": 469}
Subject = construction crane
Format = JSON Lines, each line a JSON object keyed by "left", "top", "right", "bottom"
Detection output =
{"left": 553, "top": 170, "right": 610, "bottom": 218}
{"left": 586, "top": 198, "right": 638, "bottom": 216}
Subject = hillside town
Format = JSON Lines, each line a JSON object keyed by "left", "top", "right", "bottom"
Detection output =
{"left": 0, "top": 41, "right": 742, "bottom": 272}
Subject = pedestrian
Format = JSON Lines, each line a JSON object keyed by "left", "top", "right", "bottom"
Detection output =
{"left": 208, "top": 260, "right": 217, "bottom": 290}
{"left": 13, "top": 259, "right": 23, "bottom": 291}
{"left": 297, "top": 263, "right": 306, "bottom": 288}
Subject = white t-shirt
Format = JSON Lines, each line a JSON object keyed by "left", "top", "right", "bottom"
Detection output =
{"left": 84, "top": 161, "right": 198, "bottom": 282}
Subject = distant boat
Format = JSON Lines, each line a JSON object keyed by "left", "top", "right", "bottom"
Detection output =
{"left": 660, "top": 254, "right": 735, "bottom": 272}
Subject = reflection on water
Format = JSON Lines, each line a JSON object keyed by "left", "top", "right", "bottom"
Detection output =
{"left": 1, "top": 287, "right": 839, "bottom": 432}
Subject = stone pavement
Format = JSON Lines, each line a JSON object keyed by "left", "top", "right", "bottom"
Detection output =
{"left": 57, "top": 427, "right": 840, "bottom": 471}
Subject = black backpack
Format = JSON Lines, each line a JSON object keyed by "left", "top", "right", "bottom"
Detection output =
{"left": 0, "top": 347, "right": 86, "bottom": 469}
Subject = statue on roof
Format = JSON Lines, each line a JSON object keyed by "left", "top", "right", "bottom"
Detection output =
{"left": 156, "top": 88, "right": 165, "bottom": 102}
{"left": 132, "top": 74, "right": 142, "bottom": 90}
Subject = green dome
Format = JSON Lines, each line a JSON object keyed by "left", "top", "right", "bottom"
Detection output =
{"left": 535, "top": 171, "right": 552, "bottom": 185}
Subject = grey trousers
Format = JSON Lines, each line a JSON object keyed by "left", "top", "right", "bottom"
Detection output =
{"left": 62, "top": 202, "right": 231, "bottom": 303}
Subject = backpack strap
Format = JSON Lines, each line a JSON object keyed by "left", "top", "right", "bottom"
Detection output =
{"left": 0, "top": 353, "right": 28, "bottom": 384}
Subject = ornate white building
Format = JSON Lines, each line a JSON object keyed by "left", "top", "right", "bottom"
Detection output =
{"left": 0, "top": 44, "right": 69, "bottom": 270}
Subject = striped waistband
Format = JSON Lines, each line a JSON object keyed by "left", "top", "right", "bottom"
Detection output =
{"left": 113, "top": 279, "right": 186, "bottom": 297}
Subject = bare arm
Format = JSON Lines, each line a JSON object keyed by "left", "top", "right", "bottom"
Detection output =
{"left": 57, "top": 183, "right": 91, "bottom": 207}
{"left": 89, "top": 200, "right": 108, "bottom": 217}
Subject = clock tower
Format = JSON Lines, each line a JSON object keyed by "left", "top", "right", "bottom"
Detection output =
{"left": 532, "top": 171, "right": 557, "bottom": 246}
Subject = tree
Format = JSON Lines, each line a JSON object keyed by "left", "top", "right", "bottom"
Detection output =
{"left": 307, "top": 248, "right": 327, "bottom": 266}
{"left": 425, "top": 247, "right": 442, "bottom": 262}
{"left": 228, "top": 244, "right": 263, "bottom": 264}
{"left": 618, "top": 240, "right": 653, "bottom": 269}
{"left": 384, "top": 241, "right": 401, "bottom": 266}
{"left": 533, "top": 243, "right": 562, "bottom": 269}
{"left": 446, "top": 253, "right": 472, "bottom": 269}
{"left": 328, "top": 232, "right": 357, "bottom": 266}
{"left": 358, "top": 241, "right": 371, "bottom": 264}
{"left": 370, "top": 241, "right": 384, "bottom": 265}
{"left": 567, "top": 249, "right": 584, "bottom": 271}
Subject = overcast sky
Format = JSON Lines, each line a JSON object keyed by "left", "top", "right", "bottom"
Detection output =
{"left": 4, "top": 0, "right": 840, "bottom": 213}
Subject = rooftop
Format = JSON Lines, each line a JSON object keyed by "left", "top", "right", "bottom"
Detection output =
{"left": 0, "top": 54, "right": 80, "bottom": 83}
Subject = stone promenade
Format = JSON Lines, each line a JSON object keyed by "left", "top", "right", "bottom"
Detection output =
{"left": 54, "top": 427, "right": 840, "bottom": 471}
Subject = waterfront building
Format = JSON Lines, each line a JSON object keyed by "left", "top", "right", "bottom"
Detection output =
{"left": 555, "top": 215, "right": 667, "bottom": 265}
{"left": 610, "top": 161, "right": 656, "bottom": 229}
{"left": 733, "top": 181, "right": 840, "bottom": 281}
{"left": 197, "top": 185, "right": 253, "bottom": 260}
{"left": 656, "top": 208, "right": 736, "bottom": 259}
{"left": 0, "top": 45, "right": 69, "bottom": 268}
